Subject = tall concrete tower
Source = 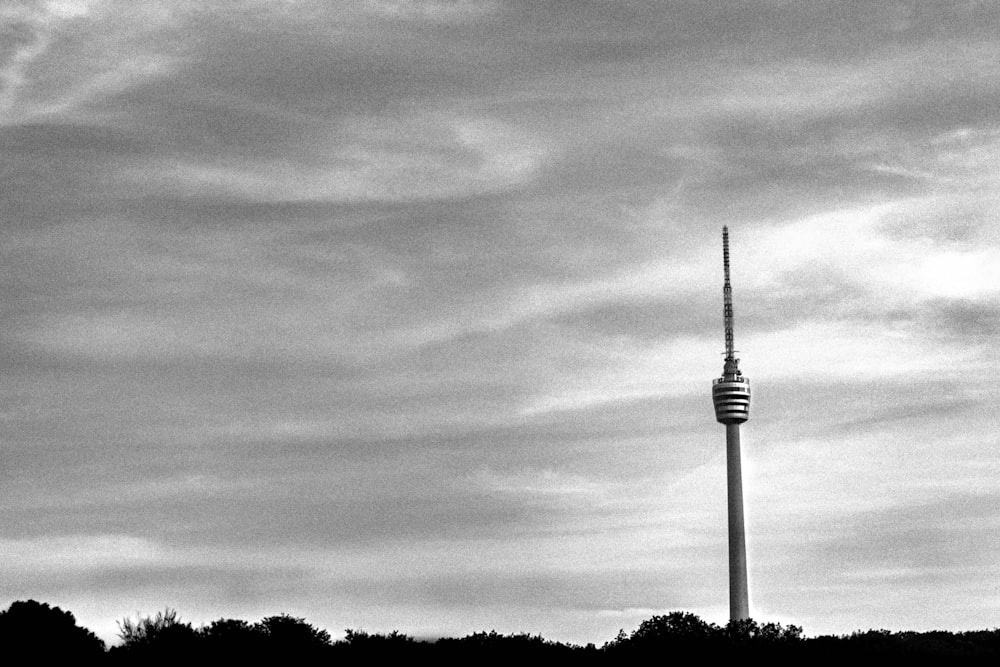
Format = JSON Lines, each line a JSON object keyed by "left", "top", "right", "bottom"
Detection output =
{"left": 711, "top": 225, "right": 751, "bottom": 622}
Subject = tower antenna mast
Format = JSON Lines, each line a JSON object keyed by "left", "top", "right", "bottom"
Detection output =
{"left": 723, "top": 226, "right": 735, "bottom": 362}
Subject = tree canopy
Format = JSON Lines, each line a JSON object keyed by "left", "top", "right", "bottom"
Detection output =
{"left": 0, "top": 599, "right": 105, "bottom": 658}
{"left": 4, "top": 599, "right": 1000, "bottom": 661}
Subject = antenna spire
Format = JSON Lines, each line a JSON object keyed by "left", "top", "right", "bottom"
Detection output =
{"left": 722, "top": 226, "right": 739, "bottom": 376}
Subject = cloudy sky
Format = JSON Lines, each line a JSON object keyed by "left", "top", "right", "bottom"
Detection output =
{"left": 3, "top": 0, "right": 999, "bottom": 645}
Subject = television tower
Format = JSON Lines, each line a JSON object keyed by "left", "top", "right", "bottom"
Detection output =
{"left": 712, "top": 225, "right": 751, "bottom": 622}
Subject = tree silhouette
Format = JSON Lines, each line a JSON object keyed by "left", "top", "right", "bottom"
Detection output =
{"left": 604, "top": 611, "right": 807, "bottom": 660}
{"left": 200, "top": 617, "right": 258, "bottom": 642}
{"left": 112, "top": 607, "right": 198, "bottom": 660}
{"left": 725, "top": 617, "right": 803, "bottom": 643}
{"left": 436, "top": 630, "right": 583, "bottom": 662}
{"left": 254, "top": 613, "right": 332, "bottom": 657}
{"left": 629, "top": 611, "right": 722, "bottom": 643}
{"left": 8, "top": 597, "right": 1000, "bottom": 661}
{"left": 340, "top": 629, "right": 430, "bottom": 660}
{"left": 117, "top": 608, "right": 191, "bottom": 646}
{"left": 199, "top": 618, "right": 264, "bottom": 659}
{"left": 0, "top": 599, "right": 105, "bottom": 658}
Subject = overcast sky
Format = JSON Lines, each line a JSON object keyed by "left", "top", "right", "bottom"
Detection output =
{"left": 3, "top": 0, "right": 999, "bottom": 645}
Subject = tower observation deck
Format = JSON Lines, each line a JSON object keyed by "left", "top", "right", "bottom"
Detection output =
{"left": 711, "top": 225, "right": 751, "bottom": 622}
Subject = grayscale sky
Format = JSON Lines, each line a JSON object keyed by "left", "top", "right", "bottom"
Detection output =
{"left": 2, "top": 0, "right": 998, "bottom": 645}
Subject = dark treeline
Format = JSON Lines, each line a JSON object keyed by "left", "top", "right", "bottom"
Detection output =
{"left": 3, "top": 599, "right": 1000, "bottom": 663}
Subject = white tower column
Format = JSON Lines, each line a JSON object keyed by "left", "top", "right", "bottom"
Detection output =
{"left": 711, "top": 226, "right": 752, "bottom": 623}
{"left": 726, "top": 423, "right": 749, "bottom": 621}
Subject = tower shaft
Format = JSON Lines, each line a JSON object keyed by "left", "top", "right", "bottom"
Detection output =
{"left": 726, "top": 423, "right": 749, "bottom": 621}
